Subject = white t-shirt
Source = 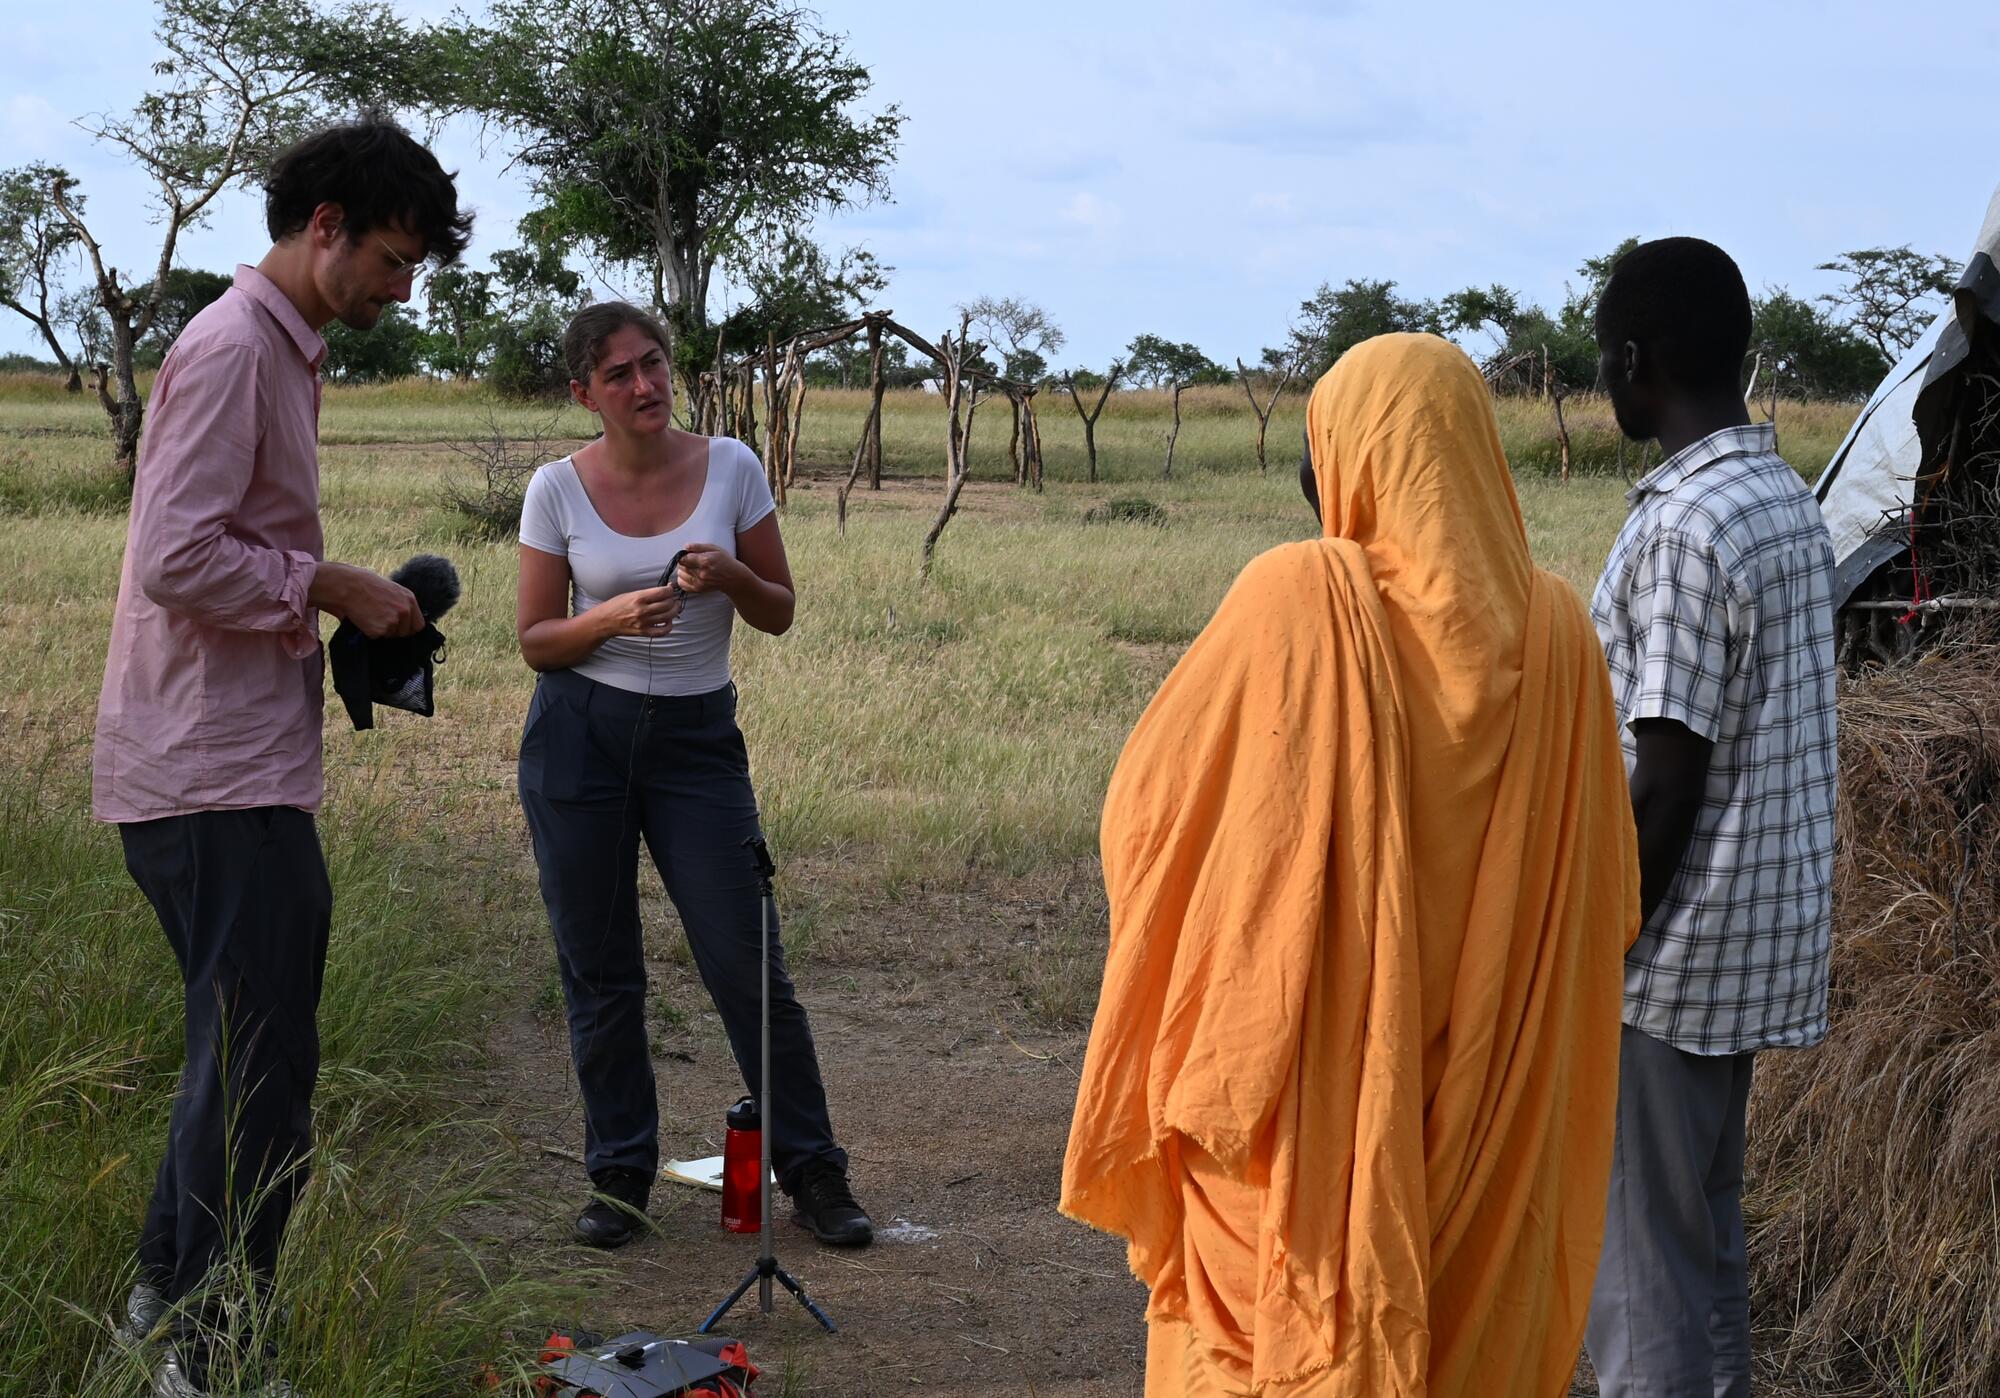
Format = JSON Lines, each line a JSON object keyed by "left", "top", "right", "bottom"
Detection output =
{"left": 519, "top": 436, "right": 777, "bottom": 696}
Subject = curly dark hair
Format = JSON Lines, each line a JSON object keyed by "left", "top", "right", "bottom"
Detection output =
{"left": 1595, "top": 236, "right": 1752, "bottom": 394}
{"left": 264, "top": 118, "right": 474, "bottom": 265}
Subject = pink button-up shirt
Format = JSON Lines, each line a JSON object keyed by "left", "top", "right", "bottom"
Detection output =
{"left": 92, "top": 266, "right": 327, "bottom": 822}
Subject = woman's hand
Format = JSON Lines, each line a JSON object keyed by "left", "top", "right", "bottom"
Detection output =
{"left": 601, "top": 585, "right": 682, "bottom": 638}
{"left": 674, "top": 542, "right": 754, "bottom": 598}
{"left": 518, "top": 546, "right": 685, "bottom": 671}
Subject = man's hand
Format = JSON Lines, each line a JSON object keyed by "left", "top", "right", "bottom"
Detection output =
{"left": 1629, "top": 717, "right": 1714, "bottom": 924}
{"left": 311, "top": 562, "right": 426, "bottom": 638}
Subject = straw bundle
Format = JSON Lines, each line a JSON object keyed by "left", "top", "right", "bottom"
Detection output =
{"left": 1746, "top": 646, "right": 2000, "bottom": 1395}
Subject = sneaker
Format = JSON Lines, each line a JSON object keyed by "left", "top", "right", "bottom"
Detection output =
{"left": 114, "top": 1279, "right": 168, "bottom": 1350}
{"left": 573, "top": 1168, "right": 652, "bottom": 1249}
{"left": 789, "top": 1158, "right": 873, "bottom": 1247}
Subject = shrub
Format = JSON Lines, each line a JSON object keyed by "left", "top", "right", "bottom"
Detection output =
{"left": 443, "top": 410, "right": 568, "bottom": 539}
{"left": 1083, "top": 495, "right": 1169, "bottom": 526}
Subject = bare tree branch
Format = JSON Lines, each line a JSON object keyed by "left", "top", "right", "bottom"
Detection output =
{"left": 1235, "top": 355, "right": 1294, "bottom": 472}
{"left": 1060, "top": 361, "right": 1123, "bottom": 484}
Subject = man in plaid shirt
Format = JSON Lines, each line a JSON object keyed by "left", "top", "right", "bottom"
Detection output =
{"left": 1583, "top": 238, "right": 1838, "bottom": 1398}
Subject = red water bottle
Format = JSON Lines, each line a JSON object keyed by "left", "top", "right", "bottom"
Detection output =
{"left": 721, "top": 1095, "right": 762, "bottom": 1233}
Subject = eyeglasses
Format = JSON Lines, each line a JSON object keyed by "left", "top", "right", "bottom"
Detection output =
{"left": 374, "top": 236, "right": 430, "bottom": 287}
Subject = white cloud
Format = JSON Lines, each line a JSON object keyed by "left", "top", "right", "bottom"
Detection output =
{"left": 1060, "top": 192, "right": 1120, "bottom": 233}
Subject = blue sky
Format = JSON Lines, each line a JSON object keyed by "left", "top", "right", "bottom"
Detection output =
{"left": 4, "top": 0, "right": 1997, "bottom": 367}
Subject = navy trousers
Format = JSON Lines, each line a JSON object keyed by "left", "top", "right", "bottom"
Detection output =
{"left": 121, "top": 808, "right": 331, "bottom": 1308}
{"left": 518, "top": 668, "right": 844, "bottom": 1194}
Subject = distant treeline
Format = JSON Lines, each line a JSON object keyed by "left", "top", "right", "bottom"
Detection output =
{"left": 5, "top": 233, "right": 1942, "bottom": 411}
{"left": 1, "top": 0, "right": 1960, "bottom": 485}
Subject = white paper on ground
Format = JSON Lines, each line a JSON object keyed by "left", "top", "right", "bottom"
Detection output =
{"left": 659, "top": 1156, "right": 775, "bottom": 1192}
{"left": 660, "top": 1156, "right": 725, "bottom": 1192}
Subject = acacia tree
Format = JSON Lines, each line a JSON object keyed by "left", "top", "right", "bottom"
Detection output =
{"left": 1278, "top": 278, "right": 1440, "bottom": 380}
{"left": 1437, "top": 284, "right": 1525, "bottom": 359}
{"left": 423, "top": 262, "right": 498, "bottom": 380}
{"left": 965, "top": 295, "right": 1064, "bottom": 385}
{"left": 0, "top": 166, "right": 85, "bottom": 390}
{"left": 21, "top": 0, "right": 446, "bottom": 475}
{"left": 1749, "top": 288, "right": 1888, "bottom": 400}
{"left": 1126, "top": 333, "right": 1227, "bottom": 479}
{"left": 468, "top": 0, "right": 903, "bottom": 346}
{"left": 964, "top": 295, "right": 1063, "bottom": 483}
{"left": 1427, "top": 242, "right": 1637, "bottom": 393}
{"left": 1818, "top": 246, "right": 1959, "bottom": 359}
{"left": 715, "top": 233, "right": 887, "bottom": 357}
{"left": 420, "top": 221, "right": 588, "bottom": 390}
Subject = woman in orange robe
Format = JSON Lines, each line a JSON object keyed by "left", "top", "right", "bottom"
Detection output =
{"left": 1061, "top": 333, "right": 1640, "bottom": 1397}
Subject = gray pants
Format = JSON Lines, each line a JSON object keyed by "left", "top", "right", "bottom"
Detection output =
{"left": 1587, "top": 1024, "right": 1756, "bottom": 1398}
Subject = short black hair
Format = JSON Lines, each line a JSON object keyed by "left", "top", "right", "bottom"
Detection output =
{"left": 1595, "top": 237, "right": 1752, "bottom": 393}
{"left": 264, "top": 118, "right": 474, "bottom": 265}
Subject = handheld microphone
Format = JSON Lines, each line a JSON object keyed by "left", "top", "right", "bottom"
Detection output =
{"left": 392, "top": 553, "right": 462, "bottom": 623}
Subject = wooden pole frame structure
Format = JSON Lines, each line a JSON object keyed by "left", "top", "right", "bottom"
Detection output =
{"left": 701, "top": 308, "right": 1050, "bottom": 572}
{"left": 921, "top": 311, "right": 979, "bottom": 578}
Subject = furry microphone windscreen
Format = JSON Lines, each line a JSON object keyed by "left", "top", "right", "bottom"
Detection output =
{"left": 391, "top": 554, "right": 462, "bottom": 622}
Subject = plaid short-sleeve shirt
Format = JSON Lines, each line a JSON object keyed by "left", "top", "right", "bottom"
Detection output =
{"left": 1591, "top": 422, "right": 1838, "bottom": 1055}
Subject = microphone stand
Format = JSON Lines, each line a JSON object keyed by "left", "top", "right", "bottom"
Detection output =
{"left": 698, "top": 835, "right": 836, "bottom": 1335}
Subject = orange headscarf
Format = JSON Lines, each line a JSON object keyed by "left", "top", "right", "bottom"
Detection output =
{"left": 1061, "top": 334, "right": 1639, "bottom": 1396}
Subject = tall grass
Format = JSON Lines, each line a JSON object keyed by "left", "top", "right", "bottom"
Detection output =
{"left": 0, "top": 767, "right": 563, "bottom": 1392}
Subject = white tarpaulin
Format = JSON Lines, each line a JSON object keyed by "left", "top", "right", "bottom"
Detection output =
{"left": 1816, "top": 182, "right": 2000, "bottom": 605}
{"left": 1815, "top": 315, "right": 1942, "bottom": 566}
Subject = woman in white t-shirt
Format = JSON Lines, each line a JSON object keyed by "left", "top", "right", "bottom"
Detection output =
{"left": 515, "top": 302, "right": 871, "bottom": 1251}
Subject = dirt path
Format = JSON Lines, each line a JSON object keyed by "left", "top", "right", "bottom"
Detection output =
{"left": 467, "top": 870, "right": 1149, "bottom": 1395}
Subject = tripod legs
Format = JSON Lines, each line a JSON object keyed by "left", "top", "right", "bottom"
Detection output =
{"left": 699, "top": 838, "right": 837, "bottom": 1338}
{"left": 699, "top": 1258, "right": 837, "bottom": 1336}
{"left": 775, "top": 1266, "right": 838, "bottom": 1333}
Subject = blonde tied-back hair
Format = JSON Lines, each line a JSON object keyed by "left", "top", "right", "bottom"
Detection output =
{"left": 563, "top": 302, "right": 671, "bottom": 386}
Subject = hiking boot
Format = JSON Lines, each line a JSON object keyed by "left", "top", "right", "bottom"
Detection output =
{"left": 789, "top": 1158, "right": 873, "bottom": 1247}
{"left": 114, "top": 1279, "right": 168, "bottom": 1350}
{"left": 574, "top": 1168, "right": 652, "bottom": 1249}
{"left": 152, "top": 1350, "right": 205, "bottom": 1398}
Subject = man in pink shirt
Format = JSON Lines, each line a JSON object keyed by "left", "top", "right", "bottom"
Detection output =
{"left": 95, "top": 118, "right": 471, "bottom": 1396}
